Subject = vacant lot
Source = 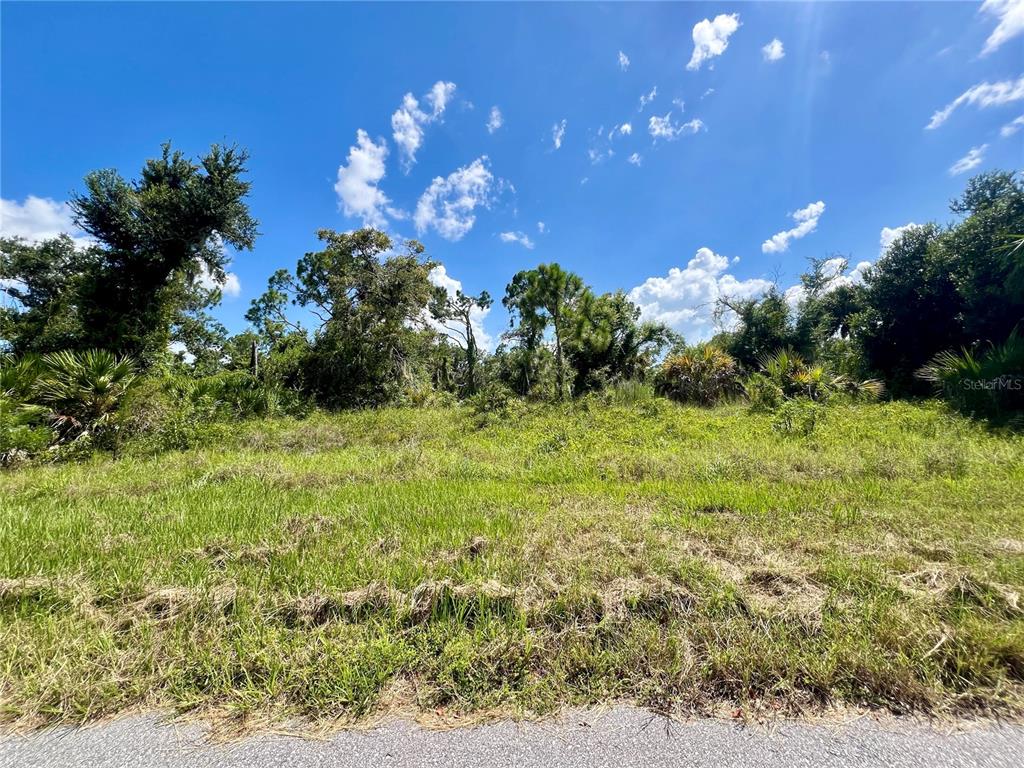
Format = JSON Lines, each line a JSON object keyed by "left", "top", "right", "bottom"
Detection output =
{"left": 1, "top": 401, "right": 1022, "bottom": 729}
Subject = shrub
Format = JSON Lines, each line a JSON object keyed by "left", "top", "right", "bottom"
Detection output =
{"left": 917, "top": 329, "right": 1024, "bottom": 423}
{"left": 745, "top": 349, "right": 883, "bottom": 411}
{"left": 659, "top": 345, "right": 740, "bottom": 405}
{"left": 35, "top": 349, "right": 137, "bottom": 440}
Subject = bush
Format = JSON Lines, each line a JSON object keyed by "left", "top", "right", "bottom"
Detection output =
{"left": 745, "top": 349, "right": 883, "bottom": 412}
{"left": 917, "top": 329, "right": 1024, "bottom": 424}
{"left": 658, "top": 345, "right": 740, "bottom": 405}
{"left": 771, "top": 397, "right": 825, "bottom": 437}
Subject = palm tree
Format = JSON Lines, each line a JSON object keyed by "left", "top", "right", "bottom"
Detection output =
{"left": 36, "top": 349, "right": 137, "bottom": 437}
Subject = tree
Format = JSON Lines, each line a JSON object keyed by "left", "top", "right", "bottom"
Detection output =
{"left": 563, "top": 290, "right": 672, "bottom": 393}
{"left": 248, "top": 228, "right": 437, "bottom": 408}
{"left": 503, "top": 263, "right": 587, "bottom": 399}
{"left": 714, "top": 287, "right": 801, "bottom": 370}
{"left": 69, "top": 142, "right": 258, "bottom": 361}
{"left": 428, "top": 286, "right": 492, "bottom": 395}
{"left": 850, "top": 223, "right": 959, "bottom": 395}
{"left": 0, "top": 235, "right": 97, "bottom": 354}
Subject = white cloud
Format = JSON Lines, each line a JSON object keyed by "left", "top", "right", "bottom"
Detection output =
{"left": 638, "top": 86, "right": 658, "bottom": 111}
{"left": 499, "top": 231, "right": 535, "bottom": 249}
{"left": 588, "top": 146, "right": 614, "bottom": 165}
{"left": 414, "top": 157, "right": 495, "bottom": 241}
{"left": 762, "top": 38, "right": 785, "bottom": 62}
{"left": 0, "top": 196, "right": 91, "bottom": 248}
{"left": 391, "top": 81, "right": 456, "bottom": 172}
{"left": 425, "top": 81, "right": 456, "bottom": 117}
{"left": 618, "top": 50, "right": 631, "bottom": 71}
{"left": 672, "top": 97, "right": 686, "bottom": 111}
{"left": 702, "top": 88, "right": 715, "bottom": 99}
{"left": 627, "top": 152, "right": 642, "bottom": 166}
{"left": 486, "top": 105, "right": 503, "bottom": 134}
{"left": 949, "top": 145, "right": 988, "bottom": 176}
{"left": 761, "top": 201, "right": 826, "bottom": 254}
{"left": 687, "top": 13, "right": 741, "bottom": 71}
{"left": 1000, "top": 113, "right": 1024, "bottom": 137}
{"left": 552, "top": 119, "right": 567, "bottom": 150}
{"left": 981, "top": 0, "right": 1024, "bottom": 56}
{"left": 926, "top": 75, "right": 1024, "bottom": 129}
{"left": 334, "top": 129, "right": 392, "bottom": 228}
{"left": 618, "top": 122, "right": 633, "bottom": 136}
{"left": 879, "top": 222, "right": 920, "bottom": 256}
{"left": 537, "top": 221, "right": 547, "bottom": 234}
{"left": 648, "top": 113, "right": 705, "bottom": 140}
{"left": 628, "top": 247, "right": 772, "bottom": 341}
{"left": 427, "top": 265, "right": 494, "bottom": 352}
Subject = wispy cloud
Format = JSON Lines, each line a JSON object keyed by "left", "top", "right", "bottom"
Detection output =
{"left": 649, "top": 114, "right": 704, "bottom": 141}
{"left": 486, "top": 105, "right": 503, "bottom": 134}
{"left": 949, "top": 145, "right": 987, "bottom": 176}
{"left": 926, "top": 75, "right": 1024, "bottom": 129}
{"left": 552, "top": 119, "right": 567, "bottom": 150}
{"left": 499, "top": 231, "right": 535, "bottom": 249}
{"left": 618, "top": 50, "right": 630, "bottom": 71}
{"left": 980, "top": 0, "right": 1024, "bottom": 56}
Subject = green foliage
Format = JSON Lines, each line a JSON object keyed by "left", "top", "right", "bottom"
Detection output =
{"left": 745, "top": 349, "right": 882, "bottom": 415}
{"left": 659, "top": 345, "right": 741, "bottom": 405}
{"left": 1, "top": 143, "right": 257, "bottom": 364}
{"left": 34, "top": 349, "right": 137, "bottom": 440}
{"left": 770, "top": 397, "right": 826, "bottom": 437}
{"left": 428, "top": 285, "right": 492, "bottom": 395}
{"left": 504, "top": 263, "right": 587, "bottom": 399}
{"left": 714, "top": 288, "right": 804, "bottom": 370}
{"left": 564, "top": 290, "right": 671, "bottom": 394}
{"left": 250, "top": 229, "right": 437, "bottom": 409}
{"left": 917, "top": 329, "right": 1024, "bottom": 424}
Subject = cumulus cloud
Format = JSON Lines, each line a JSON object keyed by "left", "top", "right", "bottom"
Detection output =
{"left": 427, "top": 265, "right": 494, "bottom": 352}
{"left": 618, "top": 122, "right": 633, "bottom": 136}
{"left": 618, "top": 50, "right": 631, "bottom": 71}
{"left": 552, "top": 119, "right": 567, "bottom": 150}
{"left": 486, "top": 105, "right": 503, "bottom": 134}
{"left": 949, "top": 145, "right": 988, "bottom": 176}
{"left": 638, "top": 86, "right": 658, "bottom": 111}
{"left": 761, "top": 201, "right": 826, "bottom": 254}
{"left": 687, "top": 13, "right": 741, "bottom": 71}
{"left": 648, "top": 113, "right": 704, "bottom": 140}
{"left": 537, "top": 221, "right": 547, "bottom": 234}
{"left": 334, "top": 129, "right": 392, "bottom": 228}
{"left": 926, "top": 75, "right": 1024, "bottom": 129}
{"left": 628, "top": 247, "right": 771, "bottom": 340}
{"left": 980, "top": 0, "right": 1024, "bottom": 56}
{"left": 762, "top": 38, "right": 785, "bottom": 62}
{"left": 499, "top": 231, "right": 535, "bottom": 249}
{"left": 414, "top": 157, "right": 495, "bottom": 241}
{"left": 879, "top": 222, "right": 920, "bottom": 255}
{"left": 1001, "top": 113, "right": 1024, "bottom": 137}
{"left": 0, "top": 196, "right": 91, "bottom": 248}
{"left": 391, "top": 81, "right": 456, "bottom": 172}
{"left": 627, "top": 152, "right": 642, "bottom": 166}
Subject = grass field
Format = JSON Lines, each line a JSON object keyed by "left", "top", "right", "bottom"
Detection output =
{"left": 1, "top": 399, "right": 1023, "bottom": 729}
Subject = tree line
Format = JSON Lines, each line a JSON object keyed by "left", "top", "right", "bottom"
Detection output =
{"left": 2, "top": 142, "right": 1022, "bottom": 429}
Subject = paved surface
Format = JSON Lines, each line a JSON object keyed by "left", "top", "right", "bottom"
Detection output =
{"left": 2, "top": 707, "right": 1023, "bottom": 767}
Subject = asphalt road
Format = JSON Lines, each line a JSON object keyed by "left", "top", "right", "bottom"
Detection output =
{"left": 2, "top": 707, "right": 1023, "bottom": 768}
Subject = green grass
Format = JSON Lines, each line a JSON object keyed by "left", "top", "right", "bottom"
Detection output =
{"left": 1, "top": 399, "right": 1023, "bottom": 728}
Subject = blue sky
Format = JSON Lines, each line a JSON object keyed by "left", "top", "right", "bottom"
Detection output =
{"left": 2, "top": 1, "right": 1023, "bottom": 346}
